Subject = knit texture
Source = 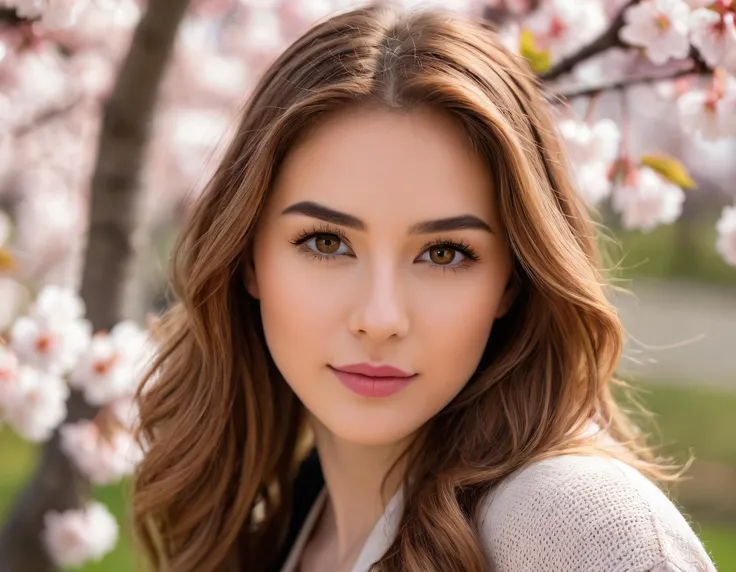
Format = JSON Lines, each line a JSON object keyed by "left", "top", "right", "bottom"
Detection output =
{"left": 278, "top": 450, "right": 718, "bottom": 571}
{"left": 476, "top": 454, "right": 717, "bottom": 572}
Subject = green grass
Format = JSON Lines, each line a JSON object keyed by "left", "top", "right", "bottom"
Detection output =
{"left": 1, "top": 382, "right": 735, "bottom": 570}
{"left": 602, "top": 217, "right": 736, "bottom": 286}
{"left": 699, "top": 523, "right": 736, "bottom": 571}
{"left": 631, "top": 383, "right": 736, "bottom": 467}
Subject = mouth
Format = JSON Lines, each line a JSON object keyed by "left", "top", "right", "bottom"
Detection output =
{"left": 328, "top": 364, "right": 417, "bottom": 398}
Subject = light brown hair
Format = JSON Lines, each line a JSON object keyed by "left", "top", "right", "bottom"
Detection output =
{"left": 133, "top": 5, "right": 682, "bottom": 571}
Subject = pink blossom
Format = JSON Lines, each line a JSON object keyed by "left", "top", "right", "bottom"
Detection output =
{"left": 611, "top": 166, "right": 686, "bottom": 231}
{"left": 41, "top": 0, "right": 89, "bottom": 29}
{"left": 689, "top": 8, "right": 736, "bottom": 71}
{"left": 716, "top": 204, "right": 736, "bottom": 265}
{"left": 677, "top": 73, "right": 736, "bottom": 141}
{"left": 10, "top": 286, "right": 91, "bottom": 376}
{"left": 11, "top": 0, "right": 46, "bottom": 19}
{"left": 1, "top": 364, "right": 69, "bottom": 441}
{"left": 524, "top": 0, "right": 608, "bottom": 62}
{"left": 69, "top": 320, "right": 155, "bottom": 406}
{"left": 60, "top": 419, "right": 142, "bottom": 484}
{"left": 42, "top": 501, "right": 118, "bottom": 567}
{"left": 0, "top": 342, "right": 19, "bottom": 411}
{"left": 558, "top": 118, "right": 621, "bottom": 206}
{"left": 619, "top": 0, "right": 692, "bottom": 65}
{"left": 108, "top": 395, "right": 140, "bottom": 432}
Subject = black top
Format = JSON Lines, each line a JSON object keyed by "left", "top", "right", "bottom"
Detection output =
{"left": 267, "top": 448, "right": 324, "bottom": 571}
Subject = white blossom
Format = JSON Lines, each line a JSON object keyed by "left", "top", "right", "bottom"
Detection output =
{"left": 108, "top": 395, "right": 140, "bottom": 432}
{"left": 612, "top": 166, "right": 686, "bottom": 231}
{"left": 525, "top": 0, "right": 608, "bottom": 61}
{"left": 558, "top": 118, "right": 621, "bottom": 206}
{"left": 0, "top": 343, "right": 19, "bottom": 412}
{"left": 689, "top": 9, "right": 736, "bottom": 71}
{"left": 43, "top": 501, "right": 118, "bottom": 567}
{"left": 620, "top": 0, "right": 692, "bottom": 65}
{"left": 60, "top": 419, "right": 142, "bottom": 484}
{"left": 69, "top": 320, "right": 155, "bottom": 406}
{"left": 41, "top": 0, "right": 89, "bottom": 28}
{"left": 2, "top": 365, "right": 69, "bottom": 441}
{"left": 716, "top": 204, "right": 736, "bottom": 265}
{"left": 10, "top": 286, "right": 91, "bottom": 377}
{"left": 12, "top": 0, "right": 46, "bottom": 19}
{"left": 677, "top": 77, "right": 736, "bottom": 141}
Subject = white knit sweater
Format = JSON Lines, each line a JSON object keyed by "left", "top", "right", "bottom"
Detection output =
{"left": 280, "top": 453, "right": 718, "bottom": 571}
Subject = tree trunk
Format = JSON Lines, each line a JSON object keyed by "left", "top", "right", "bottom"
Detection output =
{"left": 0, "top": 0, "right": 190, "bottom": 569}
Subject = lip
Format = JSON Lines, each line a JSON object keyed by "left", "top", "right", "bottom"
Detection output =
{"left": 329, "top": 363, "right": 417, "bottom": 398}
{"left": 331, "top": 363, "right": 414, "bottom": 378}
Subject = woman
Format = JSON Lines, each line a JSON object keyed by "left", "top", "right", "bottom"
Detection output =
{"left": 132, "top": 4, "right": 717, "bottom": 572}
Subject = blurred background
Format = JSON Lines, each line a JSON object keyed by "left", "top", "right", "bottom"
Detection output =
{"left": 0, "top": 0, "right": 734, "bottom": 570}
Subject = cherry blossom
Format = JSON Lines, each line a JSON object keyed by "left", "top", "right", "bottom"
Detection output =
{"left": 611, "top": 166, "right": 686, "bottom": 231}
{"left": 69, "top": 319, "right": 154, "bottom": 406}
{"left": 9, "top": 286, "right": 91, "bottom": 376}
{"left": 558, "top": 118, "right": 622, "bottom": 206}
{"left": 42, "top": 501, "right": 118, "bottom": 567}
{"left": 0, "top": 342, "right": 19, "bottom": 413}
{"left": 689, "top": 8, "right": 736, "bottom": 71}
{"left": 1, "top": 364, "right": 69, "bottom": 441}
{"left": 619, "top": 0, "right": 692, "bottom": 65}
{"left": 677, "top": 71, "right": 736, "bottom": 141}
{"left": 524, "top": 0, "right": 608, "bottom": 62}
{"left": 41, "top": 0, "right": 90, "bottom": 29}
{"left": 60, "top": 419, "right": 142, "bottom": 484}
{"left": 716, "top": 203, "right": 736, "bottom": 265}
{"left": 107, "top": 394, "right": 139, "bottom": 432}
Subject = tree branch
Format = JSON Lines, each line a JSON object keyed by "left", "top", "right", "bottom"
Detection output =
{"left": 540, "top": 0, "right": 640, "bottom": 82}
{"left": 13, "top": 96, "right": 85, "bottom": 138}
{"left": 550, "top": 46, "right": 711, "bottom": 101}
{"left": 0, "top": 8, "right": 24, "bottom": 24}
{"left": 552, "top": 66, "right": 700, "bottom": 101}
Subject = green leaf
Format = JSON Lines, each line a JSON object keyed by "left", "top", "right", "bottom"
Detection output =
{"left": 520, "top": 29, "right": 551, "bottom": 74}
{"left": 640, "top": 154, "right": 696, "bottom": 189}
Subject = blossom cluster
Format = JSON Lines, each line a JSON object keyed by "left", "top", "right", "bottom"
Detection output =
{"left": 0, "top": 285, "right": 155, "bottom": 566}
{"left": 508, "top": 0, "right": 736, "bottom": 258}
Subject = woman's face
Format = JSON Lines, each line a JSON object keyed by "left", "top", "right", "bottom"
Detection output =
{"left": 247, "top": 106, "right": 516, "bottom": 446}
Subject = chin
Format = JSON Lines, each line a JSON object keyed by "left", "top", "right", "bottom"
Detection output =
{"left": 313, "top": 406, "right": 422, "bottom": 448}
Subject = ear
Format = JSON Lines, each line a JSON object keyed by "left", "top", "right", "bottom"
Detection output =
{"left": 494, "top": 272, "right": 520, "bottom": 319}
{"left": 244, "top": 253, "right": 260, "bottom": 300}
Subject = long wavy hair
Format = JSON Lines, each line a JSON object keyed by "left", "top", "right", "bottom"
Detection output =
{"left": 132, "top": 5, "right": 684, "bottom": 571}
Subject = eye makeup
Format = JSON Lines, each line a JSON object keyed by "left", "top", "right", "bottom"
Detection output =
{"left": 289, "top": 223, "right": 481, "bottom": 272}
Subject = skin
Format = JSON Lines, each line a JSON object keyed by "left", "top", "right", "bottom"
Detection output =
{"left": 245, "top": 105, "right": 517, "bottom": 571}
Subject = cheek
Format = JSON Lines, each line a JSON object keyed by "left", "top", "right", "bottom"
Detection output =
{"left": 253, "top": 245, "right": 336, "bottom": 381}
{"left": 413, "top": 272, "right": 505, "bottom": 388}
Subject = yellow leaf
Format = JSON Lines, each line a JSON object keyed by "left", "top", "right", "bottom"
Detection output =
{"left": 0, "top": 248, "right": 14, "bottom": 270}
{"left": 520, "top": 29, "right": 551, "bottom": 74}
{"left": 640, "top": 154, "right": 696, "bottom": 189}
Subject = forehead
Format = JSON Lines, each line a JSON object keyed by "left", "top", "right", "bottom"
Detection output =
{"left": 267, "top": 106, "right": 498, "bottom": 228}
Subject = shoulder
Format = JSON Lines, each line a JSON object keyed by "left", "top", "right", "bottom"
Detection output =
{"left": 476, "top": 454, "right": 717, "bottom": 572}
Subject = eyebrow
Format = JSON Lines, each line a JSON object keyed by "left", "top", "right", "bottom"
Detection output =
{"left": 280, "top": 201, "right": 493, "bottom": 234}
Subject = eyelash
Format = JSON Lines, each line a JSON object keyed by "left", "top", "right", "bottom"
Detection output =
{"left": 289, "top": 223, "right": 481, "bottom": 273}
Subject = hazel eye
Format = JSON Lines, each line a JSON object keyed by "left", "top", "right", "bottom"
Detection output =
{"left": 428, "top": 246, "right": 462, "bottom": 265}
{"left": 304, "top": 233, "right": 350, "bottom": 256}
{"left": 418, "top": 246, "right": 468, "bottom": 266}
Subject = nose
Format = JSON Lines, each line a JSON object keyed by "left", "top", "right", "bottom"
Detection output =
{"left": 348, "top": 263, "right": 411, "bottom": 342}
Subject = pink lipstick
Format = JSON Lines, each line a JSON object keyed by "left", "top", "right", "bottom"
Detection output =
{"left": 329, "top": 363, "right": 417, "bottom": 398}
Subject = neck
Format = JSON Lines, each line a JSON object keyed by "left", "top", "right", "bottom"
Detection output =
{"left": 308, "top": 413, "right": 412, "bottom": 567}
